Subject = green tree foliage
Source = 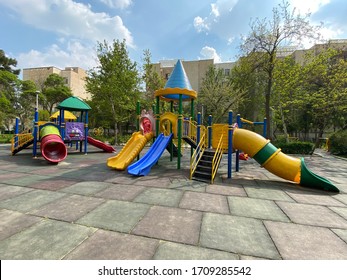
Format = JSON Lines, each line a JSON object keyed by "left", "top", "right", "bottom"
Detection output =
{"left": 199, "top": 65, "right": 244, "bottom": 123}
{"left": 240, "top": 0, "right": 320, "bottom": 138}
{"left": 141, "top": 49, "right": 165, "bottom": 108}
{"left": 42, "top": 73, "right": 72, "bottom": 115}
{"left": 0, "top": 50, "right": 21, "bottom": 130}
{"left": 273, "top": 48, "right": 347, "bottom": 142}
{"left": 86, "top": 39, "right": 140, "bottom": 144}
{"left": 230, "top": 53, "right": 267, "bottom": 121}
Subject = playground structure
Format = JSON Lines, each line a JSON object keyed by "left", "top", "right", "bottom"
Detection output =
{"left": 107, "top": 59, "right": 339, "bottom": 192}
{"left": 11, "top": 96, "right": 115, "bottom": 163}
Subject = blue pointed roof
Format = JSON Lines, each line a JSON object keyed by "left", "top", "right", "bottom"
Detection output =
{"left": 155, "top": 59, "right": 197, "bottom": 101}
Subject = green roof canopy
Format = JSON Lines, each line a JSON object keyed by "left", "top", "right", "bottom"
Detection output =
{"left": 56, "top": 96, "right": 91, "bottom": 111}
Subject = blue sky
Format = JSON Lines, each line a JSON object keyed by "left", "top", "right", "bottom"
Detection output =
{"left": 1, "top": 0, "right": 347, "bottom": 74}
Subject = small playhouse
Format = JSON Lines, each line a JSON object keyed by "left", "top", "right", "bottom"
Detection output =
{"left": 11, "top": 96, "right": 115, "bottom": 163}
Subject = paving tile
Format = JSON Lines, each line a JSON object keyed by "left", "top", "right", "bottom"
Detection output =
{"left": 206, "top": 184, "right": 247, "bottom": 196}
{"left": 0, "top": 185, "right": 33, "bottom": 201}
{"left": 0, "top": 172, "right": 27, "bottom": 180}
{"left": 95, "top": 184, "right": 146, "bottom": 201}
{"left": 286, "top": 190, "right": 345, "bottom": 207}
{"left": 169, "top": 178, "right": 207, "bottom": 192}
{"left": 0, "top": 189, "right": 66, "bottom": 212}
{"left": 331, "top": 229, "right": 347, "bottom": 243}
{"left": 244, "top": 186, "right": 295, "bottom": 202}
{"left": 179, "top": 191, "right": 229, "bottom": 214}
{"left": 65, "top": 230, "right": 159, "bottom": 260}
{"left": 132, "top": 206, "right": 202, "bottom": 245}
{"left": 277, "top": 201, "right": 347, "bottom": 229}
{"left": 0, "top": 219, "right": 95, "bottom": 259}
{"left": 200, "top": 213, "right": 281, "bottom": 259}
{"left": 0, "top": 209, "right": 41, "bottom": 241}
{"left": 228, "top": 196, "right": 290, "bottom": 222}
{"left": 28, "top": 179, "right": 79, "bottom": 191}
{"left": 333, "top": 194, "right": 347, "bottom": 205}
{"left": 30, "top": 195, "right": 105, "bottom": 222}
{"left": 134, "top": 188, "right": 183, "bottom": 207}
{"left": 154, "top": 241, "right": 239, "bottom": 260}
{"left": 134, "top": 176, "right": 172, "bottom": 188}
{"left": 1, "top": 174, "right": 51, "bottom": 186}
{"left": 265, "top": 221, "right": 347, "bottom": 259}
{"left": 77, "top": 200, "right": 150, "bottom": 233}
{"left": 61, "top": 181, "right": 114, "bottom": 195}
{"left": 329, "top": 206, "right": 347, "bottom": 220}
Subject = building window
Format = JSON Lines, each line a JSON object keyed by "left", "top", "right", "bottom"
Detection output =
{"left": 224, "top": 69, "right": 230, "bottom": 76}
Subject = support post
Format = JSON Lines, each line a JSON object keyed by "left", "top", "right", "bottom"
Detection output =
{"left": 228, "top": 111, "right": 233, "bottom": 179}
{"left": 155, "top": 96, "right": 160, "bottom": 138}
{"left": 84, "top": 111, "right": 88, "bottom": 154}
{"left": 196, "top": 112, "right": 201, "bottom": 146}
{"left": 177, "top": 95, "right": 183, "bottom": 169}
{"left": 263, "top": 117, "right": 267, "bottom": 138}
{"left": 33, "top": 110, "right": 39, "bottom": 158}
{"left": 14, "top": 118, "right": 19, "bottom": 149}
{"left": 208, "top": 115, "right": 212, "bottom": 149}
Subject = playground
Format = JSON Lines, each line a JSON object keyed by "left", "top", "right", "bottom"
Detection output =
{"left": 0, "top": 142, "right": 347, "bottom": 259}
{"left": 1, "top": 60, "right": 346, "bottom": 259}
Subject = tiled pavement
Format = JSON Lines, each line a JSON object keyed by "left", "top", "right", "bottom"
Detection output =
{"left": 0, "top": 144, "right": 346, "bottom": 260}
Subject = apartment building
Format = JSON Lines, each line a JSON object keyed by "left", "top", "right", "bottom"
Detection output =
{"left": 22, "top": 66, "right": 90, "bottom": 100}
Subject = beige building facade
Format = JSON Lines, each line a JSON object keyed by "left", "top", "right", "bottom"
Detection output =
{"left": 23, "top": 66, "right": 90, "bottom": 100}
{"left": 153, "top": 59, "right": 235, "bottom": 92}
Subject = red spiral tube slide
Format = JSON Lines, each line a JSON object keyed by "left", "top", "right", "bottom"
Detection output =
{"left": 40, "top": 125, "right": 67, "bottom": 163}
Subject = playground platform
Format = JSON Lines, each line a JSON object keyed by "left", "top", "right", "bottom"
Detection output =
{"left": 0, "top": 144, "right": 346, "bottom": 260}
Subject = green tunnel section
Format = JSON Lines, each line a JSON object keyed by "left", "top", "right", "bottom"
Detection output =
{"left": 300, "top": 158, "right": 339, "bottom": 192}
{"left": 252, "top": 142, "right": 279, "bottom": 166}
{"left": 39, "top": 125, "right": 61, "bottom": 138}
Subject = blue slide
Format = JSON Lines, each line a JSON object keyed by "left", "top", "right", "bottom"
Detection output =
{"left": 128, "top": 133, "right": 173, "bottom": 176}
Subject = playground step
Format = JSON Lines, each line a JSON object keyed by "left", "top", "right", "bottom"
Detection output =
{"left": 196, "top": 165, "right": 212, "bottom": 173}
{"left": 193, "top": 170, "right": 212, "bottom": 180}
{"left": 198, "top": 159, "right": 213, "bottom": 167}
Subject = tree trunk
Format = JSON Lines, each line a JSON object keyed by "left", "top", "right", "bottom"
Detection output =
{"left": 265, "top": 78, "right": 272, "bottom": 139}
{"left": 114, "top": 122, "right": 118, "bottom": 145}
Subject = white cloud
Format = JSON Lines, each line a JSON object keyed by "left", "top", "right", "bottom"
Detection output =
{"left": 288, "top": 0, "right": 330, "bottom": 14}
{"left": 193, "top": 16, "right": 210, "bottom": 33}
{"left": 193, "top": 0, "right": 238, "bottom": 34}
{"left": 99, "top": 0, "right": 133, "bottom": 9}
{"left": 211, "top": 3, "right": 220, "bottom": 18}
{"left": 17, "top": 40, "right": 98, "bottom": 71}
{"left": 0, "top": 0, "right": 134, "bottom": 47}
{"left": 199, "top": 46, "right": 221, "bottom": 63}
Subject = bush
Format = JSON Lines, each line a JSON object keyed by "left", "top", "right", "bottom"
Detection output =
{"left": 329, "top": 129, "right": 347, "bottom": 155}
{"left": 274, "top": 141, "right": 315, "bottom": 155}
{"left": 0, "top": 134, "right": 13, "bottom": 144}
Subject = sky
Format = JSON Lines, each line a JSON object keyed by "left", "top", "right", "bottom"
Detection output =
{"left": 1, "top": 0, "right": 347, "bottom": 75}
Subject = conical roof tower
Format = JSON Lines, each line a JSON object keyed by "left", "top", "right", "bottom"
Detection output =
{"left": 155, "top": 59, "right": 197, "bottom": 101}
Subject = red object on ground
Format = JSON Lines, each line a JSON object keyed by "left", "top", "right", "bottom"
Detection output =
{"left": 40, "top": 134, "right": 67, "bottom": 163}
{"left": 87, "top": 136, "right": 116, "bottom": 153}
{"left": 239, "top": 153, "right": 249, "bottom": 161}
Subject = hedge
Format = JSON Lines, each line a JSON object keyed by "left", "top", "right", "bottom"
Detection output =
{"left": 329, "top": 129, "right": 347, "bottom": 155}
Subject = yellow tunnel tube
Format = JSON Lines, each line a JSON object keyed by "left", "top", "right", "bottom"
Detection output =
{"left": 233, "top": 128, "right": 301, "bottom": 183}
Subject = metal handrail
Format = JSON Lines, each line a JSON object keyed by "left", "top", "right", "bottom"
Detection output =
{"left": 190, "top": 132, "right": 206, "bottom": 179}
{"left": 11, "top": 133, "right": 34, "bottom": 153}
{"left": 211, "top": 134, "right": 225, "bottom": 183}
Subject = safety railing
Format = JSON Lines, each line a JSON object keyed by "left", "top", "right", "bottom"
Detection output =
{"left": 11, "top": 133, "right": 34, "bottom": 153}
{"left": 190, "top": 132, "right": 207, "bottom": 179}
{"left": 183, "top": 119, "right": 207, "bottom": 146}
{"left": 211, "top": 133, "right": 225, "bottom": 183}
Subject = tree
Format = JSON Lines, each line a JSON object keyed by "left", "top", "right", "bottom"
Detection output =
{"left": 86, "top": 39, "right": 140, "bottom": 144}
{"left": 0, "top": 49, "right": 20, "bottom": 75}
{"left": 240, "top": 0, "right": 320, "bottom": 138}
{"left": 141, "top": 49, "right": 165, "bottom": 108}
{"left": 300, "top": 49, "right": 347, "bottom": 141}
{"left": 199, "top": 65, "right": 244, "bottom": 123}
{"left": 42, "top": 74, "right": 72, "bottom": 115}
{"left": 0, "top": 50, "right": 21, "bottom": 131}
{"left": 230, "top": 53, "right": 267, "bottom": 121}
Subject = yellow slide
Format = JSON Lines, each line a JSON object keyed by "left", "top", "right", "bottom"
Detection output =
{"left": 232, "top": 128, "right": 338, "bottom": 192}
{"left": 107, "top": 131, "right": 153, "bottom": 170}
